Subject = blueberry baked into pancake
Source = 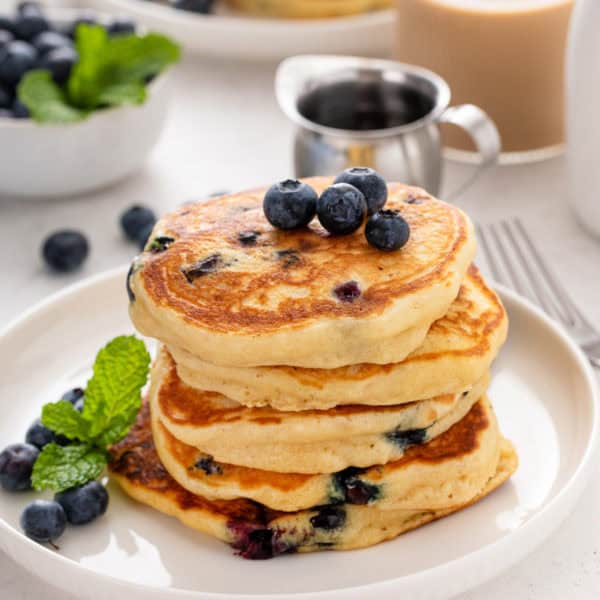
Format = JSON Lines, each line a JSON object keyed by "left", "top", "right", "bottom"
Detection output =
{"left": 115, "top": 169, "right": 517, "bottom": 558}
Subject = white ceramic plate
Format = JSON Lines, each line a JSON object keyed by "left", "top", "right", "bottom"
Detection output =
{"left": 0, "top": 266, "right": 597, "bottom": 600}
{"left": 88, "top": 0, "right": 395, "bottom": 59}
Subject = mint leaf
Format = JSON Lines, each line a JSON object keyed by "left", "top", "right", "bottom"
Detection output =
{"left": 31, "top": 443, "right": 107, "bottom": 492}
{"left": 18, "top": 71, "right": 86, "bottom": 123}
{"left": 82, "top": 335, "right": 150, "bottom": 446}
{"left": 67, "top": 24, "right": 110, "bottom": 110}
{"left": 105, "top": 33, "right": 180, "bottom": 83}
{"left": 41, "top": 401, "right": 90, "bottom": 442}
{"left": 97, "top": 81, "right": 146, "bottom": 107}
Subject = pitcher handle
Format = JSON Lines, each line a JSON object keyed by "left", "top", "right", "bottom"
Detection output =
{"left": 439, "top": 104, "right": 501, "bottom": 200}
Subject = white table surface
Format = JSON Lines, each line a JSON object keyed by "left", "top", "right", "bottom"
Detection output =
{"left": 0, "top": 55, "right": 599, "bottom": 599}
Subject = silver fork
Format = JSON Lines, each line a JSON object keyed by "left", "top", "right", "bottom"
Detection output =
{"left": 477, "top": 218, "right": 600, "bottom": 368}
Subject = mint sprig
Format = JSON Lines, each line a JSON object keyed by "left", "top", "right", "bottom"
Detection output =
{"left": 18, "top": 24, "right": 180, "bottom": 124}
{"left": 32, "top": 335, "right": 151, "bottom": 492}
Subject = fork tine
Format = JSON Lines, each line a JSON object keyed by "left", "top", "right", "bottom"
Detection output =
{"left": 512, "top": 219, "right": 592, "bottom": 328}
{"left": 500, "top": 220, "right": 565, "bottom": 321}
{"left": 476, "top": 224, "right": 506, "bottom": 285}
{"left": 486, "top": 222, "right": 533, "bottom": 299}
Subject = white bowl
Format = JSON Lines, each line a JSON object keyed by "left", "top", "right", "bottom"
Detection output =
{"left": 0, "top": 8, "right": 172, "bottom": 198}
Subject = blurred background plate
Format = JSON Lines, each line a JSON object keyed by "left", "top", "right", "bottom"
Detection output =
{"left": 87, "top": 0, "right": 394, "bottom": 59}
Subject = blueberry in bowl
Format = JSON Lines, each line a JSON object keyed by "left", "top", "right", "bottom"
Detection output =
{"left": 0, "top": 6, "right": 180, "bottom": 197}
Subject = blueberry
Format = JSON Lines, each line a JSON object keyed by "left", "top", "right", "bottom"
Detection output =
{"left": 25, "top": 419, "right": 55, "bottom": 449}
{"left": 61, "top": 387, "right": 84, "bottom": 405}
{"left": 0, "top": 40, "right": 37, "bottom": 86}
{"left": 42, "top": 230, "right": 89, "bottom": 273}
{"left": 263, "top": 179, "right": 317, "bottom": 230}
{"left": 385, "top": 427, "right": 427, "bottom": 449}
{"left": 65, "top": 15, "right": 99, "bottom": 39}
{"left": 20, "top": 500, "right": 66, "bottom": 543}
{"left": 14, "top": 11, "right": 49, "bottom": 42}
{"left": 170, "top": 0, "right": 216, "bottom": 13}
{"left": 0, "top": 17, "right": 16, "bottom": 36}
{"left": 182, "top": 254, "right": 222, "bottom": 282}
{"left": 107, "top": 16, "right": 136, "bottom": 36}
{"left": 310, "top": 506, "right": 346, "bottom": 530}
{"left": 147, "top": 236, "right": 175, "bottom": 253}
{"left": 365, "top": 210, "right": 410, "bottom": 251}
{"left": 194, "top": 455, "right": 222, "bottom": 475}
{"left": 0, "top": 83, "right": 12, "bottom": 109}
{"left": 136, "top": 222, "right": 155, "bottom": 250}
{"left": 17, "top": 2, "right": 43, "bottom": 15}
{"left": 120, "top": 205, "right": 156, "bottom": 243}
{"left": 0, "top": 29, "right": 14, "bottom": 48}
{"left": 39, "top": 45, "right": 78, "bottom": 85}
{"left": 32, "top": 30, "right": 72, "bottom": 55}
{"left": 0, "top": 443, "right": 39, "bottom": 491}
{"left": 333, "top": 280, "right": 361, "bottom": 303}
{"left": 317, "top": 183, "right": 367, "bottom": 235}
{"left": 12, "top": 98, "right": 28, "bottom": 118}
{"left": 126, "top": 262, "right": 136, "bottom": 302}
{"left": 334, "top": 167, "right": 388, "bottom": 215}
{"left": 55, "top": 481, "right": 109, "bottom": 525}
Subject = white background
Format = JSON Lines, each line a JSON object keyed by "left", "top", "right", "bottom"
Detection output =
{"left": 0, "top": 55, "right": 599, "bottom": 599}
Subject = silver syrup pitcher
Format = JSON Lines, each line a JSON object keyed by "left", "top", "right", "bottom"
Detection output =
{"left": 276, "top": 55, "right": 501, "bottom": 199}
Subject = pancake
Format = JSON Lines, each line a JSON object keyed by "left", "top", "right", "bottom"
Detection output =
{"left": 128, "top": 178, "right": 476, "bottom": 368}
{"left": 172, "top": 265, "right": 507, "bottom": 411}
{"left": 151, "top": 394, "right": 500, "bottom": 511}
{"left": 153, "top": 346, "right": 489, "bottom": 473}
{"left": 225, "top": 0, "right": 392, "bottom": 19}
{"left": 109, "top": 404, "right": 517, "bottom": 558}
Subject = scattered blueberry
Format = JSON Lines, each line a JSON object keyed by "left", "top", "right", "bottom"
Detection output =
{"left": 17, "top": 2, "right": 43, "bottom": 15}
{"left": 0, "top": 83, "right": 12, "bottom": 109}
{"left": 55, "top": 481, "right": 109, "bottom": 525}
{"left": 20, "top": 500, "right": 66, "bottom": 543}
{"left": 334, "top": 468, "right": 380, "bottom": 505}
{"left": 32, "top": 30, "right": 72, "bottom": 55}
{"left": 12, "top": 98, "right": 28, "bottom": 118}
{"left": 39, "top": 45, "right": 78, "bottom": 85}
{"left": 263, "top": 179, "right": 317, "bottom": 230}
{"left": 136, "top": 222, "right": 155, "bottom": 250}
{"left": 120, "top": 205, "right": 157, "bottom": 243}
{"left": 0, "top": 17, "right": 16, "bottom": 36}
{"left": 310, "top": 506, "right": 346, "bottom": 530}
{"left": 170, "top": 0, "right": 216, "bottom": 13}
{"left": 404, "top": 195, "right": 422, "bottom": 205}
{"left": 333, "top": 280, "right": 361, "bottom": 303}
{"left": 61, "top": 387, "right": 84, "bottom": 405}
{"left": 0, "top": 443, "right": 39, "bottom": 491}
{"left": 275, "top": 248, "right": 301, "bottom": 268}
{"left": 107, "top": 16, "right": 136, "bottom": 36}
{"left": 334, "top": 167, "right": 388, "bottom": 214}
{"left": 0, "top": 40, "right": 37, "bottom": 86}
{"left": 64, "top": 14, "right": 99, "bottom": 39}
{"left": 42, "top": 230, "right": 89, "bottom": 273}
{"left": 365, "top": 210, "right": 410, "bottom": 251}
{"left": 0, "top": 29, "right": 14, "bottom": 49}
{"left": 14, "top": 10, "right": 49, "bottom": 41}
{"left": 317, "top": 183, "right": 367, "bottom": 235}
{"left": 25, "top": 419, "right": 55, "bottom": 449}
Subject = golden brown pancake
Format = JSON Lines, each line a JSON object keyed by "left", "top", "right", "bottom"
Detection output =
{"left": 151, "top": 393, "right": 500, "bottom": 511}
{"left": 153, "top": 346, "right": 488, "bottom": 473}
{"left": 109, "top": 403, "right": 517, "bottom": 559}
{"left": 172, "top": 265, "right": 507, "bottom": 411}
{"left": 128, "top": 178, "right": 476, "bottom": 368}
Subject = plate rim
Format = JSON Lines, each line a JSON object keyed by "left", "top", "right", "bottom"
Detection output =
{"left": 0, "top": 265, "right": 598, "bottom": 599}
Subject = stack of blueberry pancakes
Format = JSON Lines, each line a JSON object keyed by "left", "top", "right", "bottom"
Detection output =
{"left": 111, "top": 175, "right": 517, "bottom": 559}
